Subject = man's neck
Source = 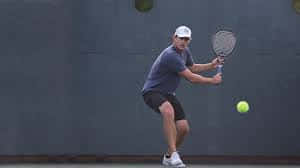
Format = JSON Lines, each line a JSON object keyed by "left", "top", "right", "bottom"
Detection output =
{"left": 172, "top": 44, "right": 184, "bottom": 53}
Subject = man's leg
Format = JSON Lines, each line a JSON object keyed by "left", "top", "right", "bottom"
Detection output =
{"left": 175, "top": 120, "right": 190, "bottom": 149}
{"left": 159, "top": 101, "right": 186, "bottom": 167}
{"left": 159, "top": 101, "right": 177, "bottom": 155}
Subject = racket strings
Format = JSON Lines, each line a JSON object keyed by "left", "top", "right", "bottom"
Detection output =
{"left": 212, "top": 31, "right": 236, "bottom": 56}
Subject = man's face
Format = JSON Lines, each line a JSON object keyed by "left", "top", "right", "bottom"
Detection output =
{"left": 173, "top": 36, "right": 191, "bottom": 51}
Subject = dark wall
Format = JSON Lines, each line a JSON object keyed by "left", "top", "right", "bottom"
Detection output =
{"left": 0, "top": 0, "right": 80, "bottom": 155}
{"left": 0, "top": 0, "right": 299, "bottom": 156}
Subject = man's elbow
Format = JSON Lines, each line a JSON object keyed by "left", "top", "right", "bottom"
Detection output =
{"left": 186, "top": 76, "right": 198, "bottom": 83}
{"left": 189, "top": 67, "right": 197, "bottom": 74}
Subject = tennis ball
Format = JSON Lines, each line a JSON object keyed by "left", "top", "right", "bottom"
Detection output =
{"left": 293, "top": 0, "right": 300, "bottom": 13}
{"left": 236, "top": 101, "right": 249, "bottom": 113}
{"left": 135, "top": 0, "right": 153, "bottom": 12}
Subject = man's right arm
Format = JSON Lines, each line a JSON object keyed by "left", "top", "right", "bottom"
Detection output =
{"left": 179, "top": 68, "right": 222, "bottom": 85}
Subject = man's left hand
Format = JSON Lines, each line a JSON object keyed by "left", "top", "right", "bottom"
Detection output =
{"left": 211, "top": 57, "right": 225, "bottom": 69}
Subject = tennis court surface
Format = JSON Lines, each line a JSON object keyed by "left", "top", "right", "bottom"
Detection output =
{"left": 1, "top": 164, "right": 300, "bottom": 168}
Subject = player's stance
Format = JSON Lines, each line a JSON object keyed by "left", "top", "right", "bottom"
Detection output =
{"left": 141, "top": 25, "right": 223, "bottom": 167}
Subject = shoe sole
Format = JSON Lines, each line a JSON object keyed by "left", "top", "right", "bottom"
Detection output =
{"left": 162, "top": 164, "right": 187, "bottom": 168}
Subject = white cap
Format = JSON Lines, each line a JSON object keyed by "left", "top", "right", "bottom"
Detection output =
{"left": 174, "top": 25, "right": 192, "bottom": 39}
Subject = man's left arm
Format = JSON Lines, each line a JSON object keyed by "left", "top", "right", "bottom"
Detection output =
{"left": 188, "top": 62, "right": 215, "bottom": 73}
{"left": 185, "top": 48, "right": 224, "bottom": 74}
{"left": 189, "top": 57, "right": 224, "bottom": 73}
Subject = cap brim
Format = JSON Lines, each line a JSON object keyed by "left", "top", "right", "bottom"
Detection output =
{"left": 177, "top": 34, "right": 192, "bottom": 39}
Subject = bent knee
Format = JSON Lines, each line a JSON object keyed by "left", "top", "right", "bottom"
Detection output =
{"left": 181, "top": 125, "right": 190, "bottom": 135}
{"left": 177, "top": 121, "right": 190, "bottom": 135}
{"left": 159, "top": 101, "right": 175, "bottom": 119}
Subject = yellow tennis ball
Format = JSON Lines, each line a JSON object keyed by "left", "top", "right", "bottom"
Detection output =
{"left": 135, "top": 0, "right": 153, "bottom": 12}
{"left": 236, "top": 101, "right": 249, "bottom": 113}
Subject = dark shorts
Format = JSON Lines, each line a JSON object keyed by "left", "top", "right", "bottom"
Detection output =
{"left": 142, "top": 91, "right": 186, "bottom": 121}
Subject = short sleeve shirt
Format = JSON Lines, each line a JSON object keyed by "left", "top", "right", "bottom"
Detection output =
{"left": 142, "top": 45, "right": 194, "bottom": 95}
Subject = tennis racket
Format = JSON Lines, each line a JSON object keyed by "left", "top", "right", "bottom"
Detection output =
{"left": 212, "top": 30, "right": 236, "bottom": 73}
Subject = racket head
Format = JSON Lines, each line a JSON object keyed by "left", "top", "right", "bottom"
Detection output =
{"left": 212, "top": 30, "right": 236, "bottom": 58}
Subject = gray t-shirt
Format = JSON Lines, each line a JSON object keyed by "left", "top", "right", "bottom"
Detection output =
{"left": 142, "top": 45, "right": 194, "bottom": 95}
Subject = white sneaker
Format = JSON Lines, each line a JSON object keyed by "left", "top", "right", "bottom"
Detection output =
{"left": 162, "top": 151, "right": 186, "bottom": 168}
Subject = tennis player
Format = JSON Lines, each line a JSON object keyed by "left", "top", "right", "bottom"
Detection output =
{"left": 142, "top": 25, "right": 223, "bottom": 167}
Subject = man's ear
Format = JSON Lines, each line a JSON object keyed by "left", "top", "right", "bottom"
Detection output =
{"left": 172, "top": 35, "right": 177, "bottom": 41}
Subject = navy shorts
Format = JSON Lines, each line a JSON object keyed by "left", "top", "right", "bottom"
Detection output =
{"left": 142, "top": 91, "right": 186, "bottom": 121}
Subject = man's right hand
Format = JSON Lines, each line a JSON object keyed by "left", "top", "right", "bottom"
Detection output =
{"left": 211, "top": 73, "right": 222, "bottom": 84}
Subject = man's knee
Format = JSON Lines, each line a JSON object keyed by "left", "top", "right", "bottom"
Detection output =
{"left": 159, "top": 101, "right": 175, "bottom": 119}
{"left": 176, "top": 120, "right": 190, "bottom": 136}
{"left": 181, "top": 125, "right": 190, "bottom": 136}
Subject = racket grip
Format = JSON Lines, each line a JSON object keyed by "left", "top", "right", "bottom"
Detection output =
{"left": 217, "top": 65, "right": 223, "bottom": 74}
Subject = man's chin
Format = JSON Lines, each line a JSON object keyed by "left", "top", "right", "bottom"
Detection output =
{"left": 175, "top": 46, "right": 186, "bottom": 51}
{"left": 180, "top": 46, "right": 186, "bottom": 50}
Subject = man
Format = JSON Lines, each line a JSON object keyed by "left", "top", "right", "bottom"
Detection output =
{"left": 142, "top": 25, "right": 223, "bottom": 167}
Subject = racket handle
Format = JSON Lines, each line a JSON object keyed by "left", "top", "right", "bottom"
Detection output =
{"left": 217, "top": 65, "right": 223, "bottom": 74}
